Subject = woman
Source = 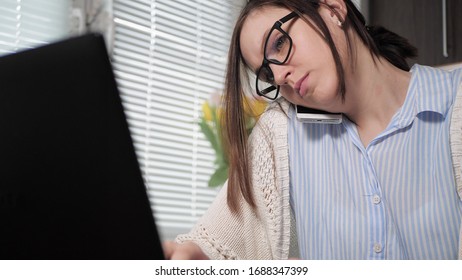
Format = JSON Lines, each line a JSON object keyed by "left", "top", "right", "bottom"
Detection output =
{"left": 164, "top": 0, "right": 462, "bottom": 259}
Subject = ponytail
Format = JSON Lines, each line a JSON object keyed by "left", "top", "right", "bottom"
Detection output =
{"left": 365, "top": 26, "right": 418, "bottom": 71}
{"left": 345, "top": 0, "right": 417, "bottom": 71}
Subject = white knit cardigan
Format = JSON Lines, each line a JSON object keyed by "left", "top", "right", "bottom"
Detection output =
{"left": 176, "top": 84, "right": 462, "bottom": 260}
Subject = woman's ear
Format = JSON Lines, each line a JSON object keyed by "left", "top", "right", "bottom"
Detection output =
{"left": 319, "top": 0, "right": 347, "bottom": 25}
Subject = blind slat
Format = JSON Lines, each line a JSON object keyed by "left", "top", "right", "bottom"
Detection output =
{"left": 0, "top": 0, "right": 69, "bottom": 55}
{"left": 113, "top": 0, "right": 244, "bottom": 240}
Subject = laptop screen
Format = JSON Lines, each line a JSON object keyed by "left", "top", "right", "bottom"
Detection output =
{"left": 0, "top": 34, "right": 164, "bottom": 259}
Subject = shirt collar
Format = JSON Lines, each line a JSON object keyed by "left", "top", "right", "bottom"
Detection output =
{"left": 392, "top": 64, "right": 454, "bottom": 129}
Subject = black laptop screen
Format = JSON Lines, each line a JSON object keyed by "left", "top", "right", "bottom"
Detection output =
{"left": 0, "top": 34, "right": 164, "bottom": 260}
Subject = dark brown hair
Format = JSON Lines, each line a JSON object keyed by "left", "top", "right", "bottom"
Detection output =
{"left": 222, "top": 0, "right": 417, "bottom": 213}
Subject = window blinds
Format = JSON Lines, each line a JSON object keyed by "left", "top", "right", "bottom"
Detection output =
{"left": 0, "top": 0, "right": 69, "bottom": 55}
{"left": 112, "top": 0, "right": 244, "bottom": 240}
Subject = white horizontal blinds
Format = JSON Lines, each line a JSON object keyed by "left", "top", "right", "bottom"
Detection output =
{"left": 112, "top": 0, "right": 243, "bottom": 240}
{"left": 0, "top": 0, "right": 69, "bottom": 55}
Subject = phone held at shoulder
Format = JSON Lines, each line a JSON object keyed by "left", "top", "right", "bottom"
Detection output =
{"left": 296, "top": 105, "right": 342, "bottom": 124}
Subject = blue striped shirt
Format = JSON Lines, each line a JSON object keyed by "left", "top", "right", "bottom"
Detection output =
{"left": 288, "top": 65, "right": 462, "bottom": 259}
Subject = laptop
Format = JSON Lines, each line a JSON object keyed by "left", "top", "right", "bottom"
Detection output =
{"left": 0, "top": 34, "right": 164, "bottom": 259}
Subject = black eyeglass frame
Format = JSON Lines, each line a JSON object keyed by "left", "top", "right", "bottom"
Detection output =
{"left": 255, "top": 11, "right": 298, "bottom": 100}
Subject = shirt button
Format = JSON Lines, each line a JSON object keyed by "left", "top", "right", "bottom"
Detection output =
{"left": 373, "top": 243, "right": 383, "bottom": 253}
{"left": 373, "top": 195, "right": 381, "bottom": 204}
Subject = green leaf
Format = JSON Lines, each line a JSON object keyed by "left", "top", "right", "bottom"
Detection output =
{"left": 245, "top": 116, "right": 256, "bottom": 130}
{"left": 214, "top": 151, "right": 224, "bottom": 165}
{"left": 198, "top": 118, "right": 219, "bottom": 152}
{"left": 208, "top": 165, "right": 229, "bottom": 187}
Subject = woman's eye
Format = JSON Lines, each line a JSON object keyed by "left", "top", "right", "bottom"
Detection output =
{"left": 274, "top": 35, "right": 288, "bottom": 51}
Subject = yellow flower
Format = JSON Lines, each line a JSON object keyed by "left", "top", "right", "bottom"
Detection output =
{"left": 202, "top": 101, "right": 213, "bottom": 122}
{"left": 199, "top": 93, "right": 267, "bottom": 188}
{"left": 252, "top": 99, "right": 267, "bottom": 120}
{"left": 243, "top": 96, "right": 267, "bottom": 120}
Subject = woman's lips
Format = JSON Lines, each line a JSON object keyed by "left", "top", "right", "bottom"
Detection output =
{"left": 294, "top": 74, "right": 309, "bottom": 97}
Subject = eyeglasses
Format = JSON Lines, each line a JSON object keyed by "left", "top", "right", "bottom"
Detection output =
{"left": 255, "top": 11, "right": 298, "bottom": 100}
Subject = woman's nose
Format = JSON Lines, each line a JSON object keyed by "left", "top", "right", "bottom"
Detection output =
{"left": 270, "top": 64, "right": 292, "bottom": 87}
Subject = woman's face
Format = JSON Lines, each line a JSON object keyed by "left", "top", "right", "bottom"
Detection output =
{"left": 240, "top": 6, "right": 346, "bottom": 112}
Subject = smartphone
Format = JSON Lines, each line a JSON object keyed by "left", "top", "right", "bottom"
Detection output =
{"left": 296, "top": 105, "right": 342, "bottom": 124}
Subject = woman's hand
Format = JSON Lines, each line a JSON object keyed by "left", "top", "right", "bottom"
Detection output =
{"left": 162, "top": 241, "right": 210, "bottom": 260}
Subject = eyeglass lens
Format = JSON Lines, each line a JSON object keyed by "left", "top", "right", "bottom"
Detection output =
{"left": 265, "top": 28, "right": 291, "bottom": 63}
{"left": 256, "top": 27, "right": 291, "bottom": 99}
